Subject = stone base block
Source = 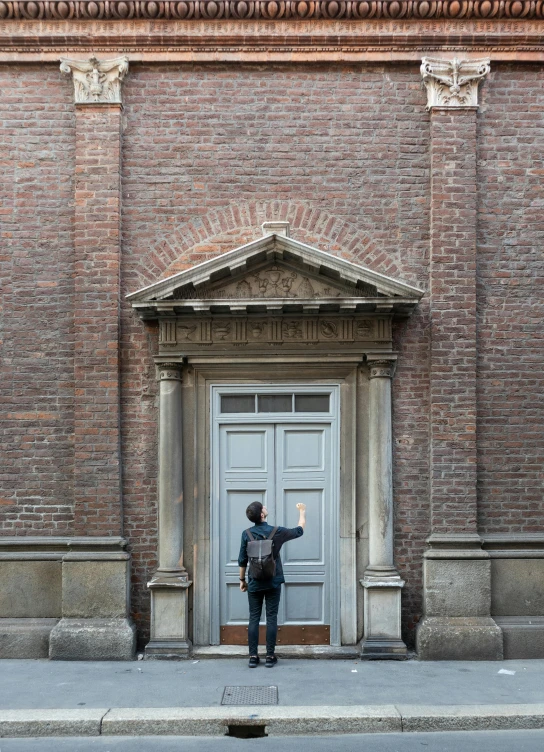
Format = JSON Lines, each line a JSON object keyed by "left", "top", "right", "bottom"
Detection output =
{"left": 361, "top": 637, "right": 408, "bottom": 660}
{"left": 0, "top": 618, "right": 58, "bottom": 659}
{"left": 417, "top": 616, "right": 503, "bottom": 661}
{"left": 145, "top": 639, "right": 192, "bottom": 660}
{"left": 495, "top": 616, "right": 544, "bottom": 659}
{"left": 49, "top": 618, "right": 135, "bottom": 661}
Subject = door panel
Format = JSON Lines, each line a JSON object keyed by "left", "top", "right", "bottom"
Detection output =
{"left": 281, "top": 488, "right": 324, "bottom": 564}
{"left": 282, "top": 429, "right": 324, "bottom": 471}
{"left": 225, "top": 430, "right": 269, "bottom": 472}
{"left": 284, "top": 583, "right": 324, "bottom": 622}
{"left": 219, "top": 425, "right": 275, "bottom": 628}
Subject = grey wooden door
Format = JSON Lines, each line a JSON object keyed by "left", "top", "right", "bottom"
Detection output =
{"left": 218, "top": 421, "right": 334, "bottom": 640}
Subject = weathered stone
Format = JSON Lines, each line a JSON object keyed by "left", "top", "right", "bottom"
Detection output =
{"left": 495, "top": 616, "right": 544, "bottom": 659}
{"left": 61, "top": 560, "right": 129, "bottom": 619}
{"left": 0, "top": 561, "right": 61, "bottom": 618}
{"left": 0, "top": 618, "right": 57, "bottom": 658}
{"left": 491, "top": 559, "right": 544, "bottom": 616}
{"left": 416, "top": 617, "right": 503, "bottom": 661}
{"left": 398, "top": 703, "right": 544, "bottom": 732}
{"left": 102, "top": 705, "right": 402, "bottom": 736}
{"left": 49, "top": 618, "right": 135, "bottom": 661}
{"left": 424, "top": 558, "right": 492, "bottom": 617}
{"left": 0, "top": 708, "right": 107, "bottom": 738}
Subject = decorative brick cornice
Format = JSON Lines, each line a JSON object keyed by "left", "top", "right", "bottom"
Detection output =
{"left": 60, "top": 55, "right": 129, "bottom": 104}
{"left": 1, "top": 0, "right": 544, "bottom": 21}
{"left": 421, "top": 56, "right": 490, "bottom": 109}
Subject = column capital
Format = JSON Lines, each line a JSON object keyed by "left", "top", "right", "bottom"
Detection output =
{"left": 367, "top": 355, "right": 397, "bottom": 380}
{"left": 60, "top": 56, "right": 129, "bottom": 105}
{"left": 421, "top": 57, "right": 490, "bottom": 110}
{"left": 156, "top": 362, "right": 183, "bottom": 382}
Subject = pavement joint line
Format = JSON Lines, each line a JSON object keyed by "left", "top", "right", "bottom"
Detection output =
{"left": 1, "top": 704, "right": 544, "bottom": 738}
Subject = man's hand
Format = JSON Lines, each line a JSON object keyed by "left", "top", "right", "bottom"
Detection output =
{"left": 240, "top": 580, "right": 248, "bottom": 592}
{"left": 296, "top": 502, "right": 307, "bottom": 529}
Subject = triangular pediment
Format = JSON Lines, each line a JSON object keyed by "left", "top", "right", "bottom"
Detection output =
{"left": 127, "top": 233, "right": 423, "bottom": 318}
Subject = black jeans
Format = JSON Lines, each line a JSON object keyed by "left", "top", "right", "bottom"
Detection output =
{"left": 247, "top": 587, "right": 281, "bottom": 657}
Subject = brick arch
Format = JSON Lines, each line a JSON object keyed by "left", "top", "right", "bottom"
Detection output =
{"left": 131, "top": 200, "right": 402, "bottom": 288}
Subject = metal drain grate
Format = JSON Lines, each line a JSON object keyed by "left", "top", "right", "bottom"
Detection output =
{"left": 222, "top": 685, "right": 278, "bottom": 706}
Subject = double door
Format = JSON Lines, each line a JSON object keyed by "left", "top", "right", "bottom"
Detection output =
{"left": 217, "top": 419, "right": 336, "bottom": 645}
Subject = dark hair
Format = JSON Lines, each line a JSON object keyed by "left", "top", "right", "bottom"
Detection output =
{"left": 246, "top": 501, "right": 263, "bottom": 524}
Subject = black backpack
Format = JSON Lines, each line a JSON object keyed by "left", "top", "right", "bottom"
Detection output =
{"left": 246, "top": 526, "right": 278, "bottom": 580}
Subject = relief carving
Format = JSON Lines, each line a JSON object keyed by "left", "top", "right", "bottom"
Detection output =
{"left": 161, "top": 314, "right": 389, "bottom": 349}
{"left": 420, "top": 57, "right": 490, "bottom": 108}
{"left": 320, "top": 321, "right": 338, "bottom": 339}
{"left": 60, "top": 55, "right": 129, "bottom": 104}
{"left": 282, "top": 320, "right": 303, "bottom": 339}
{"left": 212, "top": 322, "right": 231, "bottom": 341}
{"left": 5, "top": 2, "right": 544, "bottom": 21}
{"left": 172, "top": 263, "right": 378, "bottom": 300}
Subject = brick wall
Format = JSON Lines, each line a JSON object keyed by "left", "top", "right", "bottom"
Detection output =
{"left": 0, "top": 65, "right": 75, "bottom": 534}
{"left": 120, "top": 63, "right": 430, "bottom": 644}
{"left": 477, "top": 64, "right": 544, "bottom": 534}
{"left": 2, "top": 59, "right": 543, "bottom": 647}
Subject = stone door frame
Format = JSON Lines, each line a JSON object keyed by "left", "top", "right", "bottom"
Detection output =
{"left": 208, "top": 381, "right": 342, "bottom": 646}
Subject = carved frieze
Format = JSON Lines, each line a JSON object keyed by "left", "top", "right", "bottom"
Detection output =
{"left": 172, "top": 264, "right": 378, "bottom": 300}
{"left": 2, "top": 1, "right": 544, "bottom": 21}
{"left": 159, "top": 315, "right": 392, "bottom": 350}
{"left": 60, "top": 55, "right": 129, "bottom": 104}
{"left": 421, "top": 57, "right": 490, "bottom": 109}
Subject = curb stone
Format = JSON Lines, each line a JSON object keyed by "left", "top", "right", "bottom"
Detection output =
{"left": 0, "top": 709, "right": 108, "bottom": 738}
{"left": 0, "top": 704, "right": 544, "bottom": 738}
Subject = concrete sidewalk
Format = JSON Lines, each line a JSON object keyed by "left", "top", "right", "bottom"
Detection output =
{"left": 1, "top": 658, "right": 543, "bottom": 738}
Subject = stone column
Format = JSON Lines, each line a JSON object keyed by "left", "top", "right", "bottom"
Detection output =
{"left": 416, "top": 58, "right": 503, "bottom": 660}
{"left": 145, "top": 362, "right": 192, "bottom": 659}
{"left": 361, "top": 355, "right": 407, "bottom": 659}
{"left": 50, "top": 56, "right": 135, "bottom": 660}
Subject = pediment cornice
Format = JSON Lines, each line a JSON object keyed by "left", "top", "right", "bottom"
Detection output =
{"left": 127, "top": 233, "right": 424, "bottom": 319}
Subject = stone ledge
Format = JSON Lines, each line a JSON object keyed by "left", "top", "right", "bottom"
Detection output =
{"left": 495, "top": 617, "right": 544, "bottom": 660}
{"left": 0, "top": 618, "right": 58, "bottom": 659}
{"left": 49, "top": 618, "right": 135, "bottom": 661}
{"left": 416, "top": 617, "right": 504, "bottom": 661}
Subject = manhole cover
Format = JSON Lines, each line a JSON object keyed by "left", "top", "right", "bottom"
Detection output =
{"left": 222, "top": 686, "right": 278, "bottom": 706}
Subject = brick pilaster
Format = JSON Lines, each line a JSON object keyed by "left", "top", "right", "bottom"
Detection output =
{"left": 429, "top": 108, "right": 478, "bottom": 535}
{"left": 73, "top": 103, "right": 123, "bottom": 535}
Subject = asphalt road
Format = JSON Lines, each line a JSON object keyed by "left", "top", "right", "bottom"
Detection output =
{"left": 1, "top": 732, "right": 544, "bottom": 752}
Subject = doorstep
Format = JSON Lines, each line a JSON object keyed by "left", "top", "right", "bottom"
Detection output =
{"left": 192, "top": 645, "right": 360, "bottom": 659}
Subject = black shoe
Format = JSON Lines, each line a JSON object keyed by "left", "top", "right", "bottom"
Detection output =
{"left": 265, "top": 655, "right": 277, "bottom": 668}
{"left": 248, "top": 656, "right": 260, "bottom": 668}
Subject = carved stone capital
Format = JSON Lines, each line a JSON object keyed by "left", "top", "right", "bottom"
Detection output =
{"left": 60, "top": 55, "right": 129, "bottom": 104}
{"left": 368, "top": 358, "right": 396, "bottom": 380}
{"left": 157, "top": 362, "right": 183, "bottom": 382}
{"left": 421, "top": 57, "right": 490, "bottom": 109}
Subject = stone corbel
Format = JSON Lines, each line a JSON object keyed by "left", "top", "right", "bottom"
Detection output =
{"left": 60, "top": 56, "right": 129, "bottom": 105}
{"left": 421, "top": 57, "right": 490, "bottom": 109}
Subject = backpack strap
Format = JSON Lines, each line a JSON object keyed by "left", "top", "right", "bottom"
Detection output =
{"left": 246, "top": 528, "right": 255, "bottom": 541}
{"left": 267, "top": 526, "right": 278, "bottom": 540}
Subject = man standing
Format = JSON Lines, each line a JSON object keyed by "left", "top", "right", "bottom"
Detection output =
{"left": 238, "top": 501, "right": 306, "bottom": 668}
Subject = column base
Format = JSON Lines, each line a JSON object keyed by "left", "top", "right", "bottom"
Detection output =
{"left": 145, "top": 570, "right": 192, "bottom": 660}
{"left": 361, "top": 637, "right": 408, "bottom": 660}
{"left": 49, "top": 618, "right": 136, "bottom": 660}
{"left": 145, "top": 638, "right": 193, "bottom": 660}
{"left": 360, "top": 575, "right": 407, "bottom": 660}
{"left": 417, "top": 617, "right": 503, "bottom": 661}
